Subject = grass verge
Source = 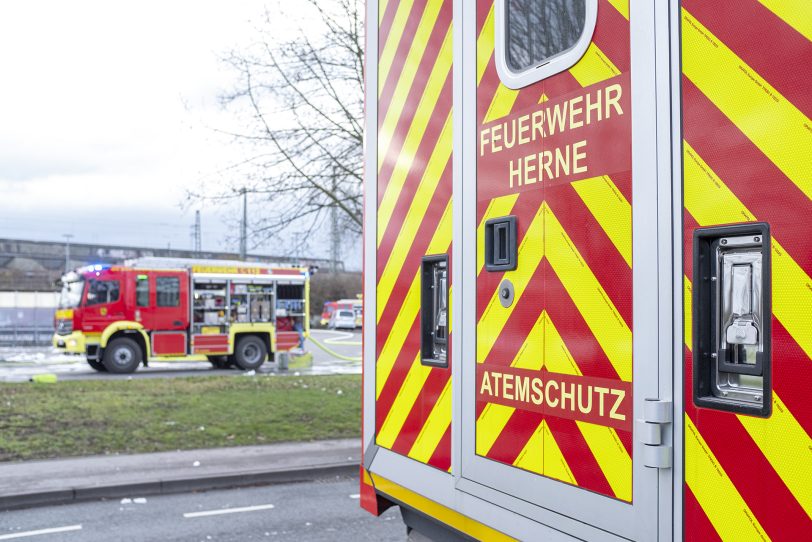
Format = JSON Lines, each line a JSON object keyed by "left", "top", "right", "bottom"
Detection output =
{"left": 0, "top": 374, "right": 360, "bottom": 462}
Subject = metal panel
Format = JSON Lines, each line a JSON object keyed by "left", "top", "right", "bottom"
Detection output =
{"left": 681, "top": 0, "right": 812, "bottom": 539}
{"left": 459, "top": 0, "right": 664, "bottom": 538}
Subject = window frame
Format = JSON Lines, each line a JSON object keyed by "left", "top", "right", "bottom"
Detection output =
{"left": 155, "top": 276, "right": 181, "bottom": 308}
{"left": 495, "top": 0, "right": 598, "bottom": 89}
{"left": 85, "top": 279, "right": 121, "bottom": 306}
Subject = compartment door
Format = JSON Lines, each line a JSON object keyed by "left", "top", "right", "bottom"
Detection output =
{"left": 460, "top": 0, "right": 665, "bottom": 539}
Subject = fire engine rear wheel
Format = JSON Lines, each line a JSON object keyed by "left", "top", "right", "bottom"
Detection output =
{"left": 102, "top": 338, "right": 143, "bottom": 374}
{"left": 86, "top": 358, "right": 107, "bottom": 372}
{"left": 233, "top": 336, "right": 267, "bottom": 370}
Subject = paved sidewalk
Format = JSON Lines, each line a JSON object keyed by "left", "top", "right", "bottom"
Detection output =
{"left": 0, "top": 439, "right": 360, "bottom": 510}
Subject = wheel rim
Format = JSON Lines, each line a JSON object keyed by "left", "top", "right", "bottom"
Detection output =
{"left": 242, "top": 343, "right": 261, "bottom": 364}
{"left": 113, "top": 347, "right": 133, "bottom": 367}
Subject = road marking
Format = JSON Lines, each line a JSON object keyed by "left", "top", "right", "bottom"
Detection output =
{"left": 0, "top": 525, "right": 82, "bottom": 540}
{"left": 183, "top": 504, "right": 275, "bottom": 519}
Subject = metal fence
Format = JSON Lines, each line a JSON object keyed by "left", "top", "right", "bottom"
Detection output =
{"left": 0, "top": 291, "right": 59, "bottom": 346}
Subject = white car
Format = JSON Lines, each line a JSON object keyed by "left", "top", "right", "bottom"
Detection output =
{"left": 328, "top": 309, "right": 356, "bottom": 330}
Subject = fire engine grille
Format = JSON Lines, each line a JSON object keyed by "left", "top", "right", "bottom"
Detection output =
{"left": 56, "top": 319, "right": 73, "bottom": 335}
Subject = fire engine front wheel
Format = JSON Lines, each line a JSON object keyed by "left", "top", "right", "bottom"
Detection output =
{"left": 102, "top": 337, "right": 143, "bottom": 374}
{"left": 233, "top": 336, "right": 267, "bottom": 370}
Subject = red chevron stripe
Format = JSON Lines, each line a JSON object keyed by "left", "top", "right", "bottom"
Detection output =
{"left": 428, "top": 424, "right": 452, "bottom": 471}
{"left": 593, "top": 0, "right": 630, "bottom": 73}
{"left": 544, "top": 271, "right": 633, "bottom": 455}
{"left": 390, "top": 369, "right": 450, "bottom": 455}
{"left": 683, "top": 211, "right": 700, "bottom": 280}
{"left": 378, "top": 0, "right": 400, "bottom": 46}
{"left": 545, "top": 416, "right": 615, "bottom": 498}
{"left": 769, "top": 320, "right": 812, "bottom": 432}
{"left": 546, "top": 185, "right": 632, "bottom": 327}
{"left": 682, "top": 0, "right": 812, "bottom": 119}
{"left": 378, "top": 39, "right": 452, "bottom": 209}
{"left": 682, "top": 77, "right": 812, "bottom": 277}
{"left": 483, "top": 411, "right": 543, "bottom": 465}
{"left": 376, "top": 315, "right": 420, "bottom": 432}
{"left": 684, "top": 486, "right": 723, "bottom": 542}
{"left": 684, "top": 386, "right": 810, "bottom": 538}
{"left": 375, "top": 165, "right": 451, "bottom": 359}
{"left": 378, "top": 0, "right": 437, "bottom": 128}
{"left": 376, "top": 86, "right": 452, "bottom": 269}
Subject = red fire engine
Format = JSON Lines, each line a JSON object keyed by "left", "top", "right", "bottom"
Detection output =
{"left": 362, "top": 0, "right": 810, "bottom": 540}
{"left": 53, "top": 258, "right": 309, "bottom": 374}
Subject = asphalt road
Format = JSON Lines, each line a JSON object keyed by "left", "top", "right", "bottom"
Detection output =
{"left": 0, "top": 329, "right": 361, "bottom": 382}
{"left": 0, "top": 475, "right": 404, "bottom": 542}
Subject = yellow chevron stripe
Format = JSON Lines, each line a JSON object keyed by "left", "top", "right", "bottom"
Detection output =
{"left": 379, "top": 0, "right": 389, "bottom": 24}
{"left": 377, "top": 195, "right": 452, "bottom": 323}
{"left": 476, "top": 202, "right": 546, "bottom": 364}
{"left": 376, "top": 197, "right": 453, "bottom": 397}
{"left": 606, "top": 0, "right": 629, "bottom": 21}
{"left": 408, "top": 377, "right": 452, "bottom": 463}
{"left": 682, "top": 8, "right": 812, "bottom": 201}
{"left": 513, "top": 421, "right": 544, "bottom": 474}
{"left": 545, "top": 313, "right": 631, "bottom": 501}
{"left": 476, "top": 310, "right": 545, "bottom": 455}
{"left": 685, "top": 415, "right": 769, "bottom": 541}
{"left": 684, "top": 141, "right": 812, "bottom": 359}
{"left": 377, "top": 24, "right": 451, "bottom": 230}
{"left": 476, "top": 4, "right": 495, "bottom": 85}
{"left": 571, "top": 176, "right": 632, "bottom": 267}
{"left": 476, "top": 403, "right": 515, "bottom": 456}
{"left": 569, "top": 42, "right": 621, "bottom": 88}
{"left": 758, "top": 0, "right": 812, "bottom": 41}
{"left": 771, "top": 243, "right": 812, "bottom": 360}
{"left": 576, "top": 421, "right": 632, "bottom": 502}
{"left": 542, "top": 422, "right": 577, "bottom": 485}
{"left": 378, "top": 0, "right": 446, "bottom": 164}
{"left": 545, "top": 205, "right": 633, "bottom": 381}
{"left": 484, "top": 84, "right": 519, "bottom": 123}
{"left": 371, "top": 475, "right": 517, "bottom": 541}
{"left": 377, "top": 354, "right": 432, "bottom": 448}
{"left": 513, "top": 421, "right": 578, "bottom": 486}
{"left": 738, "top": 394, "right": 812, "bottom": 519}
{"left": 376, "top": 271, "right": 420, "bottom": 398}
{"left": 476, "top": 4, "right": 518, "bottom": 123}
{"left": 684, "top": 276, "right": 693, "bottom": 349}
{"left": 477, "top": 194, "right": 520, "bottom": 275}
{"left": 378, "top": 101, "right": 452, "bottom": 245}
{"left": 378, "top": 0, "right": 414, "bottom": 94}
{"left": 685, "top": 276, "right": 812, "bottom": 518}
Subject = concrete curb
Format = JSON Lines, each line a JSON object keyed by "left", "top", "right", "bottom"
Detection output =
{"left": 0, "top": 461, "right": 357, "bottom": 511}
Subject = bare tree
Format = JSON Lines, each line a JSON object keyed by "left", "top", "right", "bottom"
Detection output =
{"left": 192, "top": 0, "right": 364, "bottom": 250}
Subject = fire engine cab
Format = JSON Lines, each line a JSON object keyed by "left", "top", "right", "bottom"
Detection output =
{"left": 362, "top": 0, "right": 810, "bottom": 540}
{"left": 53, "top": 258, "right": 309, "bottom": 373}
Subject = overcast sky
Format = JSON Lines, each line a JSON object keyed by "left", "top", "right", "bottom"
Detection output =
{"left": 0, "top": 1, "right": 358, "bottom": 267}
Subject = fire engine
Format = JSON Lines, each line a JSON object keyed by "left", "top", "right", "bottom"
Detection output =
{"left": 53, "top": 258, "right": 309, "bottom": 374}
{"left": 361, "top": 0, "right": 810, "bottom": 540}
{"left": 321, "top": 298, "right": 364, "bottom": 327}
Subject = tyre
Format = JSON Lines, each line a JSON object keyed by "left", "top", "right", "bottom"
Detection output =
{"left": 102, "top": 337, "right": 142, "bottom": 374}
{"left": 86, "top": 358, "right": 107, "bottom": 372}
{"left": 207, "top": 355, "right": 232, "bottom": 369}
{"left": 233, "top": 335, "right": 267, "bottom": 370}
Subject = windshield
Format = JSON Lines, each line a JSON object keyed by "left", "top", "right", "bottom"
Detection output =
{"left": 58, "top": 278, "right": 85, "bottom": 309}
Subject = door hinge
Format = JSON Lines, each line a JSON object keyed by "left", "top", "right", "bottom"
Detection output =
{"left": 637, "top": 399, "right": 673, "bottom": 469}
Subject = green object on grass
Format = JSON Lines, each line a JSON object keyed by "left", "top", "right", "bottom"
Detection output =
{"left": 31, "top": 374, "right": 58, "bottom": 384}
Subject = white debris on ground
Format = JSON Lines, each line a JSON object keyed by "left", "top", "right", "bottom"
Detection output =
{"left": 242, "top": 370, "right": 256, "bottom": 376}
{"left": 193, "top": 461, "right": 201, "bottom": 467}
{"left": 120, "top": 497, "right": 148, "bottom": 504}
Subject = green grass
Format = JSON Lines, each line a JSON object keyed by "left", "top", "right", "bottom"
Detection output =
{"left": 0, "top": 374, "right": 360, "bottom": 462}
